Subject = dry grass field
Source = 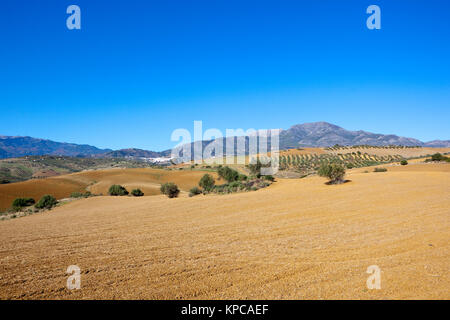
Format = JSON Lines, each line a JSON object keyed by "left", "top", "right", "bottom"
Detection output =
{"left": 0, "top": 168, "right": 215, "bottom": 211}
{"left": 0, "top": 162, "right": 448, "bottom": 299}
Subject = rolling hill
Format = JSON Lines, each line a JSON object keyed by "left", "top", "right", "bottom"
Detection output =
{"left": 0, "top": 162, "right": 448, "bottom": 299}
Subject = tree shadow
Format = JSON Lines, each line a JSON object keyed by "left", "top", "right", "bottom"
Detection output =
{"left": 324, "top": 179, "right": 352, "bottom": 185}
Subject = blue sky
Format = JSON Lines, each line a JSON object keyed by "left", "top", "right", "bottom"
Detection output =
{"left": 0, "top": 0, "right": 449, "bottom": 151}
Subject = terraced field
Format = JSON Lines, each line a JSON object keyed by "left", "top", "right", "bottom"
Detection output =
{"left": 0, "top": 162, "right": 448, "bottom": 299}
{"left": 278, "top": 147, "right": 450, "bottom": 174}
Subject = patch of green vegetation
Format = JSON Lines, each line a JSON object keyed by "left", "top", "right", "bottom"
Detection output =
{"left": 131, "top": 189, "right": 144, "bottom": 197}
{"left": 12, "top": 197, "right": 35, "bottom": 210}
{"left": 425, "top": 153, "right": 450, "bottom": 163}
{"left": 279, "top": 152, "right": 404, "bottom": 175}
{"left": 35, "top": 195, "right": 58, "bottom": 209}
{"left": 189, "top": 186, "right": 202, "bottom": 197}
{"left": 108, "top": 185, "right": 129, "bottom": 196}
{"left": 217, "top": 166, "right": 240, "bottom": 182}
{"left": 318, "top": 163, "right": 346, "bottom": 184}
{"left": 160, "top": 182, "right": 180, "bottom": 198}
{"left": 199, "top": 174, "right": 215, "bottom": 191}
{"left": 70, "top": 191, "right": 93, "bottom": 198}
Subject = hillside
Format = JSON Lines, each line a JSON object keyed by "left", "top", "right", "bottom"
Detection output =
{"left": 0, "top": 162, "right": 448, "bottom": 299}
{"left": 0, "top": 167, "right": 216, "bottom": 211}
{"left": 0, "top": 136, "right": 111, "bottom": 159}
{"left": 0, "top": 155, "right": 157, "bottom": 184}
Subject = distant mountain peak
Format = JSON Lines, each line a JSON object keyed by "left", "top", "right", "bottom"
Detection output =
{"left": 0, "top": 135, "right": 111, "bottom": 159}
{"left": 279, "top": 122, "right": 449, "bottom": 148}
{"left": 1, "top": 122, "right": 449, "bottom": 160}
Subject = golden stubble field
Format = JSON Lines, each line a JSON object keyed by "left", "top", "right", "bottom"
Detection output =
{"left": 0, "top": 162, "right": 448, "bottom": 299}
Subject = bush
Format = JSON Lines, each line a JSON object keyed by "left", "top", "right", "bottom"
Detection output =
{"left": 400, "top": 160, "right": 408, "bottom": 165}
{"left": 131, "top": 189, "right": 144, "bottom": 197}
{"left": 35, "top": 195, "right": 57, "bottom": 209}
{"left": 374, "top": 167, "right": 387, "bottom": 172}
{"left": 217, "top": 166, "right": 240, "bottom": 182}
{"left": 238, "top": 174, "right": 248, "bottom": 181}
{"left": 108, "top": 185, "right": 129, "bottom": 196}
{"left": 199, "top": 174, "right": 215, "bottom": 191}
{"left": 263, "top": 175, "right": 275, "bottom": 182}
{"left": 318, "top": 163, "right": 346, "bottom": 184}
{"left": 248, "top": 159, "right": 270, "bottom": 176}
{"left": 12, "top": 197, "right": 35, "bottom": 209}
{"left": 429, "top": 153, "right": 450, "bottom": 162}
{"left": 160, "top": 182, "right": 180, "bottom": 198}
{"left": 229, "top": 181, "right": 242, "bottom": 189}
{"left": 70, "top": 192, "right": 84, "bottom": 198}
{"left": 189, "top": 186, "right": 202, "bottom": 197}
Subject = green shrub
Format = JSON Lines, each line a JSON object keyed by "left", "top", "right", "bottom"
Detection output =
{"left": 189, "top": 186, "right": 202, "bottom": 197}
{"left": 229, "top": 181, "right": 242, "bottom": 189}
{"left": 131, "top": 189, "right": 144, "bottom": 197}
{"left": 263, "top": 175, "right": 275, "bottom": 182}
{"left": 400, "top": 160, "right": 408, "bottom": 165}
{"left": 35, "top": 195, "right": 57, "bottom": 209}
{"left": 238, "top": 174, "right": 248, "bottom": 181}
{"left": 199, "top": 174, "right": 215, "bottom": 191}
{"left": 160, "top": 182, "right": 180, "bottom": 198}
{"left": 247, "top": 159, "right": 271, "bottom": 177}
{"left": 70, "top": 192, "right": 84, "bottom": 198}
{"left": 108, "top": 185, "right": 129, "bottom": 196}
{"left": 217, "top": 166, "right": 240, "bottom": 182}
{"left": 429, "top": 153, "right": 450, "bottom": 162}
{"left": 12, "top": 197, "right": 35, "bottom": 209}
{"left": 318, "top": 163, "right": 346, "bottom": 184}
{"left": 374, "top": 167, "right": 387, "bottom": 172}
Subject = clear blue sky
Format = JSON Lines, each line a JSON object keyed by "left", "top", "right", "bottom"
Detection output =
{"left": 0, "top": 0, "right": 449, "bottom": 151}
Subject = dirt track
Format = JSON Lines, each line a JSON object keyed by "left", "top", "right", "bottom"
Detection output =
{"left": 0, "top": 163, "right": 449, "bottom": 299}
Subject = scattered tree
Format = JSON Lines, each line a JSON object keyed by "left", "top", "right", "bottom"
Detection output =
{"left": 199, "top": 174, "right": 215, "bottom": 191}
{"left": 12, "top": 197, "right": 35, "bottom": 210}
{"left": 160, "top": 182, "right": 180, "bottom": 198}
{"left": 189, "top": 186, "right": 202, "bottom": 197}
{"left": 35, "top": 195, "right": 57, "bottom": 209}
{"left": 217, "top": 166, "right": 240, "bottom": 182}
{"left": 108, "top": 185, "right": 129, "bottom": 196}
{"left": 318, "top": 163, "right": 346, "bottom": 184}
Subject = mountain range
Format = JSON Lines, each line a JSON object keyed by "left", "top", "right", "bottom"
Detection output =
{"left": 1, "top": 122, "right": 449, "bottom": 160}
